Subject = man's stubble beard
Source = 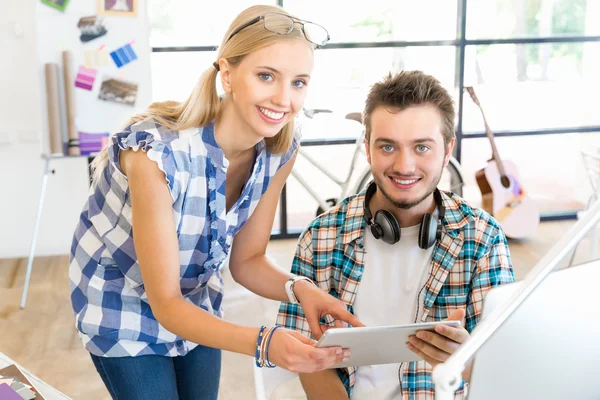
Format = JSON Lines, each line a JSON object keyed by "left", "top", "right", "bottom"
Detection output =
{"left": 373, "top": 164, "right": 444, "bottom": 210}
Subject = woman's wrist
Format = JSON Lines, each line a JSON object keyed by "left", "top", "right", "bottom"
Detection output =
{"left": 237, "top": 326, "right": 262, "bottom": 357}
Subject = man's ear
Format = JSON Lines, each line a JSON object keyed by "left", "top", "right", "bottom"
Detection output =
{"left": 218, "top": 59, "right": 233, "bottom": 93}
{"left": 443, "top": 136, "right": 456, "bottom": 167}
{"left": 364, "top": 135, "right": 372, "bottom": 165}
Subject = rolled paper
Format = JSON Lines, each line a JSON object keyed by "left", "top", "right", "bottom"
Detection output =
{"left": 44, "top": 63, "right": 63, "bottom": 155}
{"left": 63, "top": 51, "right": 80, "bottom": 155}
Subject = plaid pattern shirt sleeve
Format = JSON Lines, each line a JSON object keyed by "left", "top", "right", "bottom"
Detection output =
{"left": 466, "top": 223, "right": 515, "bottom": 333}
{"left": 276, "top": 197, "right": 365, "bottom": 397}
{"left": 276, "top": 226, "right": 316, "bottom": 337}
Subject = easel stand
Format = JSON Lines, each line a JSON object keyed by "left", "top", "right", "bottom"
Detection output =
{"left": 20, "top": 154, "right": 93, "bottom": 309}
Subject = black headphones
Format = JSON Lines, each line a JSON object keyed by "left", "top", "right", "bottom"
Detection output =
{"left": 363, "top": 181, "right": 445, "bottom": 249}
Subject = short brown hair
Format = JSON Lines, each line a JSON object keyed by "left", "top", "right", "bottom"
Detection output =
{"left": 363, "top": 71, "right": 455, "bottom": 147}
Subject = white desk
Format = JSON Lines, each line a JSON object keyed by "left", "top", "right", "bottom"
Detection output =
{"left": 0, "top": 352, "right": 71, "bottom": 400}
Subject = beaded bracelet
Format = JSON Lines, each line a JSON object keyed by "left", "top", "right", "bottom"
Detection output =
{"left": 255, "top": 325, "right": 280, "bottom": 368}
{"left": 254, "top": 325, "right": 267, "bottom": 368}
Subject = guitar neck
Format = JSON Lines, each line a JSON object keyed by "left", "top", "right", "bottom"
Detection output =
{"left": 479, "top": 109, "right": 507, "bottom": 177}
{"left": 466, "top": 87, "right": 508, "bottom": 177}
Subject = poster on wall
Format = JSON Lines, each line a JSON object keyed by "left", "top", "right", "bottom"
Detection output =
{"left": 98, "top": 77, "right": 138, "bottom": 106}
{"left": 97, "top": 0, "right": 138, "bottom": 17}
{"left": 77, "top": 16, "right": 108, "bottom": 43}
{"left": 41, "top": 0, "right": 70, "bottom": 12}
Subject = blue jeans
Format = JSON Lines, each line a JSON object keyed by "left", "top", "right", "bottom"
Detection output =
{"left": 90, "top": 345, "right": 221, "bottom": 400}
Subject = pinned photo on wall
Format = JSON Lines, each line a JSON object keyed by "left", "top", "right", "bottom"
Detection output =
{"left": 98, "top": 77, "right": 138, "bottom": 106}
{"left": 110, "top": 43, "right": 137, "bottom": 68}
{"left": 41, "top": 0, "right": 70, "bottom": 12}
{"left": 75, "top": 66, "right": 97, "bottom": 91}
{"left": 98, "top": 0, "right": 137, "bottom": 17}
{"left": 77, "top": 16, "right": 107, "bottom": 43}
{"left": 84, "top": 48, "right": 109, "bottom": 68}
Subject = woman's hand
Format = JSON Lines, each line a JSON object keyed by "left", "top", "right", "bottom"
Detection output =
{"left": 267, "top": 327, "right": 348, "bottom": 373}
{"left": 294, "top": 280, "right": 364, "bottom": 340}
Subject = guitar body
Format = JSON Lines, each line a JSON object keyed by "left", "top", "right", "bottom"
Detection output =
{"left": 476, "top": 160, "right": 540, "bottom": 239}
{"left": 466, "top": 86, "right": 540, "bottom": 239}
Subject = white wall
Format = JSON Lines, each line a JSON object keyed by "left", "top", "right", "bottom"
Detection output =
{"left": 0, "top": 1, "right": 152, "bottom": 258}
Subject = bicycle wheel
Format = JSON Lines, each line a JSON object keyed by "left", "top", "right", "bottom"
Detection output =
{"left": 441, "top": 157, "right": 464, "bottom": 197}
{"left": 352, "top": 157, "right": 464, "bottom": 197}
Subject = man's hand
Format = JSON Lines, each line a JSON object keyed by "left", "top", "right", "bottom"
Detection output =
{"left": 294, "top": 280, "right": 364, "bottom": 340}
{"left": 406, "top": 309, "right": 473, "bottom": 381}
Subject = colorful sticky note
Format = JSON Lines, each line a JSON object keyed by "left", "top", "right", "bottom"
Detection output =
{"left": 79, "top": 132, "right": 110, "bottom": 155}
{"left": 110, "top": 43, "right": 137, "bottom": 68}
{"left": 84, "top": 49, "right": 109, "bottom": 68}
{"left": 75, "top": 66, "right": 97, "bottom": 91}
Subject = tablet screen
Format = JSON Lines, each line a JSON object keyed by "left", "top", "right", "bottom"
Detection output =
{"left": 316, "top": 320, "right": 462, "bottom": 368}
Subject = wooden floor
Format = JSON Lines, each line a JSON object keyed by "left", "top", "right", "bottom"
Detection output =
{"left": 0, "top": 220, "right": 595, "bottom": 399}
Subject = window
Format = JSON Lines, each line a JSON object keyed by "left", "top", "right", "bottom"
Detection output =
{"left": 285, "top": 0, "right": 458, "bottom": 43}
{"left": 148, "top": 0, "right": 277, "bottom": 47}
{"left": 305, "top": 46, "right": 456, "bottom": 114}
{"left": 462, "top": 42, "right": 600, "bottom": 132}
{"left": 151, "top": 51, "right": 217, "bottom": 102}
{"left": 467, "top": 0, "right": 599, "bottom": 39}
{"left": 459, "top": 133, "right": 591, "bottom": 213}
{"left": 148, "top": 0, "right": 600, "bottom": 236}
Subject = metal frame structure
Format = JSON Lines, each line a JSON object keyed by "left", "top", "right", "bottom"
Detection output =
{"left": 152, "top": 0, "right": 600, "bottom": 239}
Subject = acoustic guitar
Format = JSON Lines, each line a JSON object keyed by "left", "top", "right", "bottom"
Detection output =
{"left": 465, "top": 86, "right": 540, "bottom": 239}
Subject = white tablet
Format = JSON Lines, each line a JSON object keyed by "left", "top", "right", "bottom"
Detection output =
{"left": 315, "top": 320, "right": 462, "bottom": 368}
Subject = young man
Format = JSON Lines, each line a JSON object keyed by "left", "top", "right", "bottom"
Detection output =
{"left": 276, "top": 71, "right": 515, "bottom": 399}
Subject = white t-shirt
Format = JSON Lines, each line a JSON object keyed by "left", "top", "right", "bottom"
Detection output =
{"left": 352, "top": 224, "right": 434, "bottom": 400}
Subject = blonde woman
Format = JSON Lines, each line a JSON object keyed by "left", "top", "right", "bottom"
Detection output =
{"left": 69, "top": 5, "right": 361, "bottom": 399}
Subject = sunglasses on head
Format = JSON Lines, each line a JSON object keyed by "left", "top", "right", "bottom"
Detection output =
{"left": 227, "top": 12, "right": 330, "bottom": 48}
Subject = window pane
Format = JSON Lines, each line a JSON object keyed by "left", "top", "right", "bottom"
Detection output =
{"left": 148, "top": 0, "right": 276, "bottom": 47}
{"left": 467, "top": 0, "right": 600, "bottom": 39}
{"left": 460, "top": 133, "right": 592, "bottom": 213}
{"left": 462, "top": 42, "right": 600, "bottom": 132}
{"left": 305, "top": 46, "right": 456, "bottom": 117}
{"left": 284, "top": 0, "right": 458, "bottom": 43}
{"left": 151, "top": 51, "right": 219, "bottom": 102}
{"left": 284, "top": 143, "right": 370, "bottom": 232}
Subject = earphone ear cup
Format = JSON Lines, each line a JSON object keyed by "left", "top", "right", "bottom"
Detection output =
{"left": 374, "top": 210, "right": 401, "bottom": 244}
{"left": 370, "top": 224, "right": 383, "bottom": 239}
{"left": 418, "top": 213, "right": 438, "bottom": 249}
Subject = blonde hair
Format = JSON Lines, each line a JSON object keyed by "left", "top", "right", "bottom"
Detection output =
{"left": 92, "top": 5, "right": 308, "bottom": 183}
